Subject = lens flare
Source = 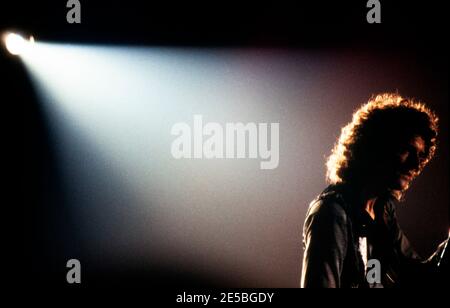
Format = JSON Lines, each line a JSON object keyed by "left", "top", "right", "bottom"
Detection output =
{"left": 3, "top": 32, "right": 34, "bottom": 55}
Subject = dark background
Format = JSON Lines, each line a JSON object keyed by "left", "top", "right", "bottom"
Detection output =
{"left": 2, "top": 1, "right": 448, "bottom": 287}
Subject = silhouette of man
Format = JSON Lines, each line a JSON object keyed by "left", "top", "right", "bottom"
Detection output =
{"left": 301, "top": 93, "right": 448, "bottom": 288}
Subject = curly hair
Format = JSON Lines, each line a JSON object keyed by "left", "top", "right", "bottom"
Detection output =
{"left": 326, "top": 93, "right": 439, "bottom": 187}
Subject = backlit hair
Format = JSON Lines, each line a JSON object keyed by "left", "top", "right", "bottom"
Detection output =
{"left": 326, "top": 93, "right": 438, "bottom": 187}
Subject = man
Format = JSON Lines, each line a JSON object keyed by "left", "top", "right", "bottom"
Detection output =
{"left": 301, "top": 93, "right": 448, "bottom": 288}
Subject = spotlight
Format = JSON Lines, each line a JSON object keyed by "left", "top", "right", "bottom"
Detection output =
{"left": 3, "top": 32, "right": 35, "bottom": 56}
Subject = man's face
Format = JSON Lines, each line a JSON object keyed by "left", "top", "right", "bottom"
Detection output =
{"left": 385, "top": 135, "right": 427, "bottom": 192}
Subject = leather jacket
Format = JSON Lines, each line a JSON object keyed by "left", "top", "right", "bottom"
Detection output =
{"left": 301, "top": 184, "right": 443, "bottom": 288}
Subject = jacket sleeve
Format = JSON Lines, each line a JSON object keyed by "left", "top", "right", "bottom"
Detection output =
{"left": 391, "top": 207, "right": 449, "bottom": 286}
{"left": 387, "top": 202, "right": 422, "bottom": 263}
{"left": 387, "top": 202, "right": 440, "bottom": 285}
{"left": 301, "top": 199, "right": 348, "bottom": 288}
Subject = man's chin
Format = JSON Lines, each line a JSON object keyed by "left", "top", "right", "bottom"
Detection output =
{"left": 391, "top": 178, "right": 411, "bottom": 191}
{"left": 387, "top": 180, "right": 411, "bottom": 200}
{"left": 388, "top": 189, "right": 403, "bottom": 201}
{"left": 375, "top": 177, "right": 410, "bottom": 199}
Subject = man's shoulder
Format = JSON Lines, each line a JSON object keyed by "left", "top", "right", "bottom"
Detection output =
{"left": 307, "top": 185, "right": 348, "bottom": 220}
